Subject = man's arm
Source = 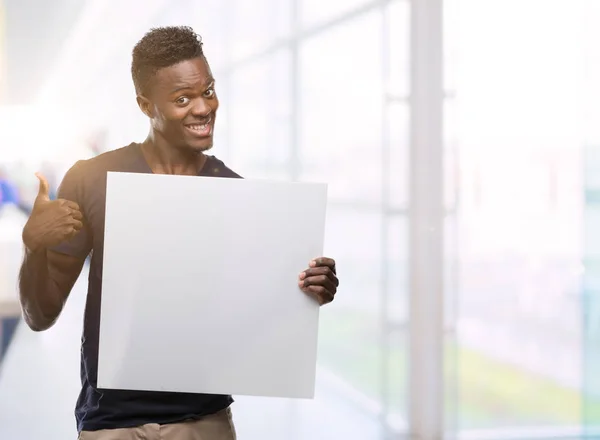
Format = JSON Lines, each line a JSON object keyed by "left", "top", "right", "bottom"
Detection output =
{"left": 19, "top": 250, "right": 86, "bottom": 331}
{"left": 18, "top": 169, "right": 90, "bottom": 332}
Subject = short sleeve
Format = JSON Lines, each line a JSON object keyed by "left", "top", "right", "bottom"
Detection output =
{"left": 51, "top": 161, "right": 93, "bottom": 259}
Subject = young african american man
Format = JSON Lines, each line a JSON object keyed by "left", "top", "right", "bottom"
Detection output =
{"left": 18, "top": 26, "right": 339, "bottom": 440}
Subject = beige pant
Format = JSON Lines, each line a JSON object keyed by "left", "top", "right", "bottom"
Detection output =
{"left": 78, "top": 407, "right": 236, "bottom": 440}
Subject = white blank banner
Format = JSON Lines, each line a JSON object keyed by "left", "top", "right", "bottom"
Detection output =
{"left": 98, "top": 172, "right": 328, "bottom": 398}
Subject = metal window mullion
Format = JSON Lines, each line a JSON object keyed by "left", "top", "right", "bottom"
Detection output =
{"left": 290, "top": 0, "right": 301, "bottom": 181}
{"left": 408, "top": 0, "right": 445, "bottom": 440}
{"left": 285, "top": 1, "right": 302, "bottom": 438}
{"left": 380, "top": 0, "right": 393, "bottom": 436}
{"left": 220, "top": 0, "right": 234, "bottom": 164}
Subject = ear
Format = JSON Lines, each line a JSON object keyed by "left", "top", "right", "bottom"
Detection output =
{"left": 136, "top": 95, "right": 154, "bottom": 119}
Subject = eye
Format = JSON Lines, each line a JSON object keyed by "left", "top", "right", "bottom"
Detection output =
{"left": 203, "top": 87, "right": 216, "bottom": 98}
{"left": 175, "top": 96, "right": 190, "bottom": 105}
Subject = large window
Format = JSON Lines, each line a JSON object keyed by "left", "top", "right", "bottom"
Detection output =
{"left": 299, "top": 11, "right": 383, "bottom": 202}
{"left": 582, "top": 0, "right": 600, "bottom": 435}
{"left": 228, "top": 0, "right": 291, "bottom": 62}
{"left": 214, "top": 1, "right": 411, "bottom": 438}
{"left": 228, "top": 51, "right": 292, "bottom": 180}
{"left": 447, "top": 0, "right": 588, "bottom": 437}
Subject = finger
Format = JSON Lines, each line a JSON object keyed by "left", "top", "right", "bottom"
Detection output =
{"left": 56, "top": 202, "right": 82, "bottom": 222}
{"left": 304, "top": 285, "right": 335, "bottom": 305}
{"left": 58, "top": 200, "right": 81, "bottom": 211}
{"left": 64, "top": 221, "right": 83, "bottom": 238}
{"left": 69, "top": 209, "right": 83, "bottom": 221}
{"left": 300, "top": 266, "right": 339, "bottom": 287}
{"left": 35, "top": 173, "right": 50, "bottom": 202}
{"left": 310, "top": 257, "right": 336, "bottom": 273}
{"left": 300, "top": 274, "right": 337, "bottom": 294}
{"left": 69, "top": 219, "right": 84, "bottom": 231}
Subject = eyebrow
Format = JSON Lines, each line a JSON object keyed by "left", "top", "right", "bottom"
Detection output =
{"left": 170, "top": 77, "right": 215, "bottom": 94}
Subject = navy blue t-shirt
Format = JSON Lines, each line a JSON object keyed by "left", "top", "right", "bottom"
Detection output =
{"left": 54, "top": 143, "right": 238, "bottom": 432}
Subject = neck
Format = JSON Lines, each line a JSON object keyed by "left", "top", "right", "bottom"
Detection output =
{"left": 142, "top": 131, "right": 206, "bottom": 175}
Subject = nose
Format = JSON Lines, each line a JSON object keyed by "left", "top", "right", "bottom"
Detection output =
{"left": 191, "top": 97, "right": 211, "bottom": 117}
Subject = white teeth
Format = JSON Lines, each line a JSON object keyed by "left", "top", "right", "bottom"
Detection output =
{"left": 189, "top": 124, "right": 207, "bottom": 130}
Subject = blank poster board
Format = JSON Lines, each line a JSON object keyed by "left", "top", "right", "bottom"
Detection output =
{"left": 98, "top": 172, "right": 328, "bottom": 399}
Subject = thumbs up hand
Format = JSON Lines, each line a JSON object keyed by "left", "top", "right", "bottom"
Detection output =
{"left": 22, "top": 173, "right": 84, "bottom": 251}
{"left": 34, "top": 172, "right": 51, "bottom": 203}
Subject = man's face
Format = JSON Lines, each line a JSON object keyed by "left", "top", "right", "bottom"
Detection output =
{"left": 140, "top": 56, "right": 218, "bottom": 153}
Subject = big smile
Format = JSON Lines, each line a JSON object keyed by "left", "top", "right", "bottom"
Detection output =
{"left": 184, "top": 118, "right": 212, "bottom": 137}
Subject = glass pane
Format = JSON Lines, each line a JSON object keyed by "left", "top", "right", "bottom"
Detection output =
{"left": 444, "top": 99, "right": 459, "bottom": 212}
{"left": 583, "top": 0, "right": 600, "bottom": 148}
{"left": 382, "top": 216, "right": 409, "bottom": 437}
{"left": 301, "top": 0, "right": 375, "bottom": 28}
{"left": 229, "top": 0, "right": 292, "bottom": 62}
{"left": 318, "top": 205, "right": 383, "bottom": 425}
{"left": 153, "top": 0, "right": 194, "bottom": 27}
{"left": 583, "top": 1, "right": 600, "bottom": 429}
{"left": 447, "top": 0, "right": 586, "bottom": 434}
{"left": 386, "top": 0, "right": 410, "bottom": 99}
{"left": 455, "top": 149, "right": 583, "bottom": 431}
{"left": 228, "top": 50, "right": 292, "bottom": 180}
{"left": 583, "top": 150, "right": 600, "bottom": 435}
{"left": 298, "top": 11, "right": 383, "bottom": 204}
{"left": 384, "top": 328, "right": 409, "bottom": 435}
{"left": 443, "top": 0, "right": 459, "bottom": 94}
{"left": 386, "top": 103, "right": 409, "bottom": 210}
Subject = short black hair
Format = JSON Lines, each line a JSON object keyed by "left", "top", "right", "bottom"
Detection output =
{"left": 131, "top": 26, "right": 204, "bottom": 95}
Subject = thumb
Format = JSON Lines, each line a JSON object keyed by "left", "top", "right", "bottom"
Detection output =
{"left": 35, "top": 172, "right": 50, "bottom": 202}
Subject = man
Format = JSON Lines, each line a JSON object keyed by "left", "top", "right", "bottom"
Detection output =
{"left": 18, "top": 26, "right": 339, "bottom": 440}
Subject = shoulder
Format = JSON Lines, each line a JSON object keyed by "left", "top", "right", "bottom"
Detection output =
{"left": 63, "top": 143, "right": 141, "bottom": 182}
{"left": 205, "top": 156, "right": 243, "bottom": 179}
{"left": 72, "top": 143, "right": 139, "bottom": 175}
{"left": 58, "top": 144, "right": 140, "bottom": 200}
